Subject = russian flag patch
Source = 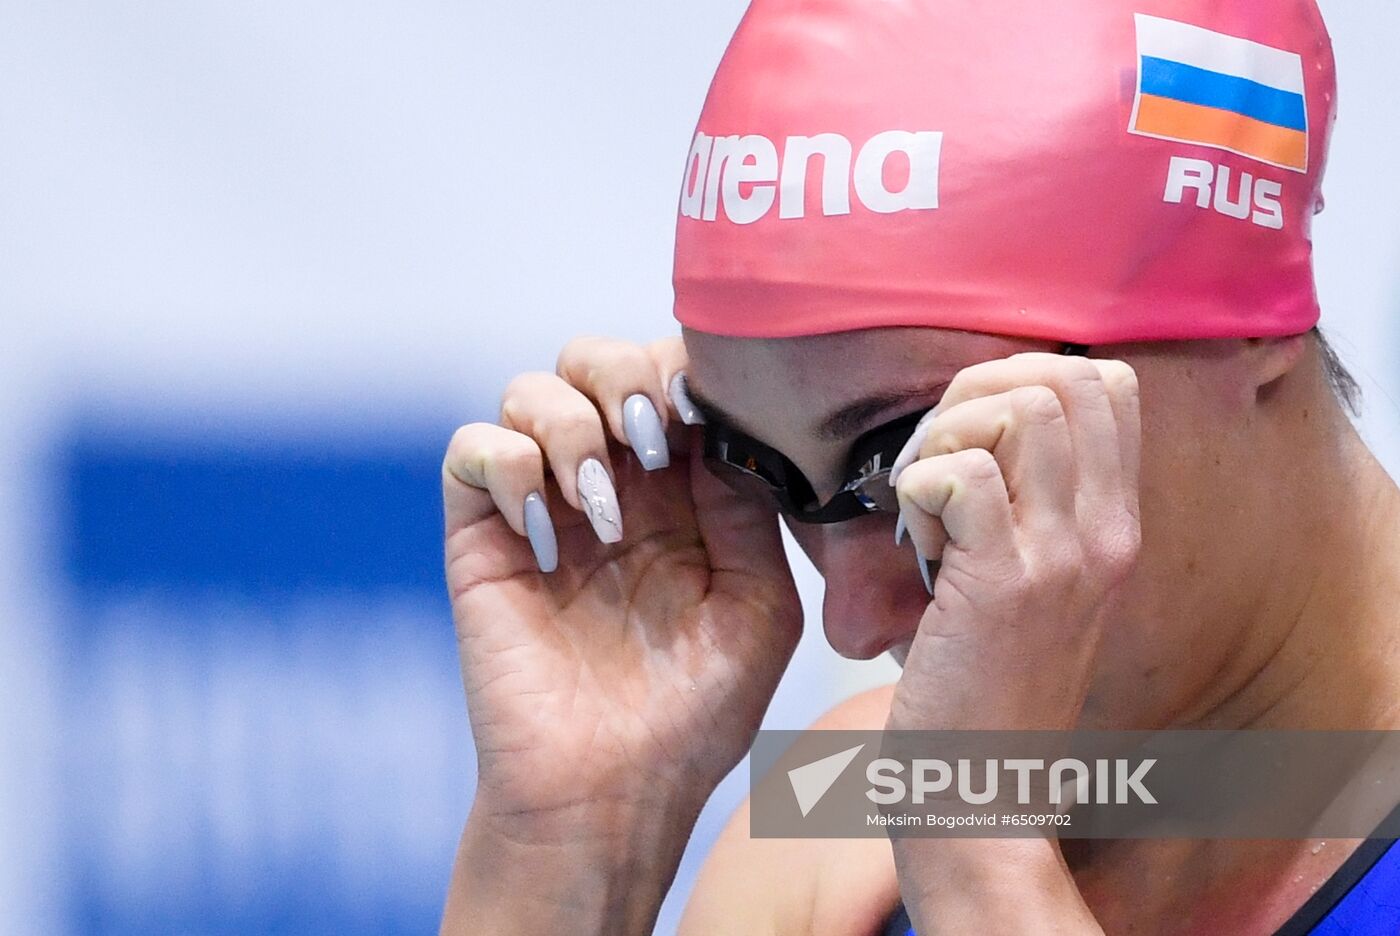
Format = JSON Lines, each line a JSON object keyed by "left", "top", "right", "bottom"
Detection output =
{"left": 1129, "top": 14, "right": 1309, "bottom": 173}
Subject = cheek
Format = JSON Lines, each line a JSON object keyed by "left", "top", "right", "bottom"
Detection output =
{"left": 1136, "top": 390, "right": 1237, "bottom": 552}
{"left": 1134, "top": 352, "right": 1250, "bottom": 491}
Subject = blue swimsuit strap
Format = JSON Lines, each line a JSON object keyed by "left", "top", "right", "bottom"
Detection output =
{"left": 1274, "top": 835, "right": 1400, "bottom": 935}
{"left": 885, "top": 804, "right": 1400, "bottom": 936}
{"left": 883, "top": 903, "right": 913, "bottom": 936}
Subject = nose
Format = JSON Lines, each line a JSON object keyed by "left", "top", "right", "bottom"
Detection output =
{"left": 811, "top": 516, "right": 930, "bottom": 659}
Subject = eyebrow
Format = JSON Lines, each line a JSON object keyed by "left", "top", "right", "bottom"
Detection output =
{"left": 683, "top": 386, "right": 742, "bottom": 432}
{"left": 686, "top": 381, "right": 951, "bottom": 442}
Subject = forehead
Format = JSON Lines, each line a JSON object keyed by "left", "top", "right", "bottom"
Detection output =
{"left": 681, "top": 326, "right": 1072, "bottom": 480}
{"left": 682, "top": 326, "right": 1048, "bottom": 423}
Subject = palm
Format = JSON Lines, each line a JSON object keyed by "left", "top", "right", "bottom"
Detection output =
{"left": 446, "top": 441, "right": 802, "bottom": 817}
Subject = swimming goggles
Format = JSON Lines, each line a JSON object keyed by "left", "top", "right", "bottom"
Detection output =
{"left": 700, "top": 344, "right": 1089, "bottom": 525}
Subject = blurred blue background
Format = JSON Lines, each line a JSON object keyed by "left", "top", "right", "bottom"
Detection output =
{"left": 1, "top": 1, "right": 1397, "bottom": 934}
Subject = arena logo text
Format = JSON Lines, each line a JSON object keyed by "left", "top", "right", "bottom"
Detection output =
{"left": 679, "top": 130, "right": 943, "bottom": 224}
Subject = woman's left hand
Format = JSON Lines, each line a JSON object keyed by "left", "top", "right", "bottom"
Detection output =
{"left": 885, "top": 351, "right": 1143, "bottom": 935}
{"left": 889, "top": 351, "right": 1142, "bottom": 733}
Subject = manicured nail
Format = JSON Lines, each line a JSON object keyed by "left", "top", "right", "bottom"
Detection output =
{"left": 577, "top": 458, "right": 623, "bottom": 543}
{"left": 523, "top": 492, "right": 558, "bottom": 573}
{"left": 895, "top": 511, "right": 907, "bottom": 547}
{"left": 669, "top": 372, "right": 705, "bottom": 426}
{"left": 889, "top": 418, "right": 934, "bottom": 488}
{"left": 623, "top": 394, "right": 670, "bottom": 471}
{"left": 916, "top": 545, "right": 934, "bottom": 596}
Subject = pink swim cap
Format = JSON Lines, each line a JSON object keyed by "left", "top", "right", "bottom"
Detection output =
{"left": 672, "top": 0, "right": 1337, "bottom": 343}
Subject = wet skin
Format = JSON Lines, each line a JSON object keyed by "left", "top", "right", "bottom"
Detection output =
{"left": 440, "top": 325, "right": 1400, "bottom": 935}
{"left": 683, "top": 326, "right": 1400, "bottom": 733}
{"left": 678, "top": 325, "right": 1400, "bottom": 934}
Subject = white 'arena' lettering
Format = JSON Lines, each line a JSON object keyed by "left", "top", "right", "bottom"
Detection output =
{"left": 679, "top": 130, "right": 944, "bottom": 223}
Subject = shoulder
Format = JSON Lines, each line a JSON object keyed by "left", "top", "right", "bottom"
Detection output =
{"left": 807, "top": 683, "right": 898, "bottom": 731}
{"left": 678, "top": 684, "right": 901, "bottom": 936}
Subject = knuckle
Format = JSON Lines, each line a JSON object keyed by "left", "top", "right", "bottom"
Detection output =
{"left": 503, "top": 370, "right": 554, "bottom": 395}
{"left": 558, "top": 337, "right": 651, "bottom": 391}
{"left": 895, "top": 459, "right": 936, "bottom": 499}
{"left": 498, "top": 396, "right": 522, "bottom": 428}
{"left": 914, "top": 448, "right": 1001, "bottom": 502}
{"left": 500, "top": 371, "right": 556, "bottom": 414}
{"left": 443, "top": 423, "right": 500, "bottom": 487}
{"left": 491, "top": 442, "right": 540, "bottom": 481}
{"left": 925, "top": 428, "right": 964, "bottom": 458}
{"left": 538, "top": 406, "right": 601, "bottom": 444}
{"left": 958, "top": 446, "right": 1001, "bottom": 480}
{"left": 1088, "top": 510, "right": 1142, "bottom": 577}
{"left": 1028, "top": 540, "right": 1087, "bottom": 587}
{"left": 1006, "top": 351, "right": 1062, "bottom": 365}
{"left": 446, "top": 422, "right": 487, "bottom": 458}
{"left": 606, "top": 349, "right": 655, "bottom": 387}
{"left": 1096, "top": 359, "right": 1140, "bottom": 397}
{"left": 555, "top": 335, "right": 605, "bottom": 371}
{"left": 609, "top": 343, "right": 654, "bottom": 373}
{"left": 1010, "top": 385, "right": 1065, "bottom": 423}
{"left": 1063, "top": 356, "right": 1102, "bottom": 378}
{"left": 646, "top": 336, "right": 686, "bottom": 366}
{"left": 1047, "top": 354, "right": 1102, "bottom": 384}
{"left": 939, "top": 365, "right": 985, "bottom": 405}
{"left": 1031, "top": 354, "right": 1117, "bottom": 389}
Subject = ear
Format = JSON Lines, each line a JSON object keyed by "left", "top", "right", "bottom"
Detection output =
{"left": 1245, "top": 333, "right": 1309, "bottom": 391}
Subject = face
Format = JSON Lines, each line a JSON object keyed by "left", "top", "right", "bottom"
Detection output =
{"left": 683, "top": 326, "right": 1297, "bottom": 727}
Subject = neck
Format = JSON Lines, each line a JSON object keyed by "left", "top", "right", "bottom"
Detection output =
{"left": 1069, "top": 416, "right": 1400, "bottom": 932}
{"left": 1069, "top": 360, "right": 1400, "bottom": 932}
{"left": 1188, "top": 411, "right": 1400, "bottom": 732}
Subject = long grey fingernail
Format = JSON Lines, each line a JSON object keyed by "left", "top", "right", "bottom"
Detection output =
{"left": 523, "top": 492, "right": 558, "bottom": 573}
{"left": 623, "top": 394, "right": 670, "bottom": 471}
{"left": 577, "top": 458, "right": 624, "bottom": 543}
{"left": 669, "top": 372, "right": 705, "bottom": 426}
{"left": 916, "top": 545, "right": 934, "bottom": 596}
{"left": 889, "top": 418, "right": 934, "bottom": 488}
{"left": 895, "top": 511, "right": 907, "bottom": 547}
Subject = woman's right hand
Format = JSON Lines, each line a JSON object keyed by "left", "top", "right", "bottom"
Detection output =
{"left": 443, "top": 336, "right": 803, "bottom": 842}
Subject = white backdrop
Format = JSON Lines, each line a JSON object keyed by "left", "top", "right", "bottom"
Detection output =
{"left": 1, "top": 1, "right": 1397, "bottom": 933}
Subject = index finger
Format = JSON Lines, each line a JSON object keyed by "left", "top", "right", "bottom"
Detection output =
{"left": 936, "top": 352, "right": 1130, "bottom": 522}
